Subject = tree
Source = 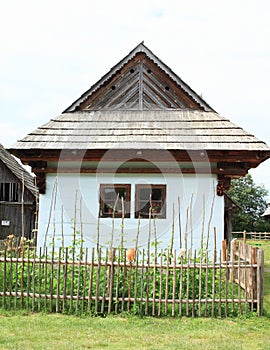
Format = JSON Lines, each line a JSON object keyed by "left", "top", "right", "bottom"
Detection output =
{"left": 228, "top": 173, "right": 270, "bottom": 232}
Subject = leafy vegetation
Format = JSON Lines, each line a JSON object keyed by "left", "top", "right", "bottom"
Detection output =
{"left": 0, "top": 239, "right": 269, "bottom": 349}
{"left": 0, "top": 244, "right": 244, "bottom": 317}
{"left": 229, "top": 174, "right": 270, "bottom": 232}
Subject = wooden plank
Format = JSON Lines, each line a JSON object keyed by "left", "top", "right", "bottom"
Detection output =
{"left": 49, "top": 246, "right": 55, "bottom": 313}
{"left": 81, "top": 248, "right": 88, "bottom": 313}
{"left": 257, "top": 249, "right": 264, "bottom": 316}
{"left": 56, "top": 248, "right": 61, "bottom": 313}
{"left": 14, "top": 248, "right": 20, "bottom": 309}
{"left": 3, "top": 247, "right": 7, "bottom": 309}
{"left": 237, "top": 251, "right": 242, "bottom": 314}
{"left": 140, "top": 249, "right": 145, "bottom": 316}
{"left": 75, "top": 248, "right": 83, "bottom": 313}
{"left": 222, "top": 240, "right": 227, "bottom": 262}
{"left": 62, "top": 247, "right": 68, "bottom": 313}
{"left": 172, "top": 250, "right": 176, "bottom": 317}
{"left": 152, "top": 249, "right": 157, "bottom": 316}
{"left": 32, "top": 249, "right": 37, "bottom": 312}
{"left": 211, "top": 250, "right": 216, "bottom": 317}
{"left": 101, "top": 249, "right": 108, "bottom": 314}
{"left": 158, "top": 250, "right": 163, "bottom": 317}
{"left": 108, "top": 248, "right": 115, "bottom": 314}
{"left": 218, "top": 251, "right": 222, "bottom": 317}
{"left": 69, "top": 248, "right": 76, "bottom": 313}
{"left": 224, "top": 249, "right": 229, "bottom": 317}
{"left": 87, "top": 248, "right": 95, "bottom": 313}
{"left": 121, "top": 251, "right": 127, "bottom": 313}
{"left": 198, "top": 251, "right": 202, "bottom": 317}
{"left": 192, "top": 251, "right": 196, "bottom": 317}
{"left": 133, "top": 249, "right": 139, "bottom": 315}
{"left": 8, "top": 250, "right": 13, "bottom": 309}
{"left": 165, "top": 250, "right": 170, "bottom": 316}
{"left": 179, "top": 256, "right": 183, "bottom": 317}
{"left": 95, "top": 248, "right": 101, "bottom": 314}
{"left": 204, "top": 251, "right": 209, "bottom": 317}
{"left": 186, "top": 252, "right": 190, "bottom": 317}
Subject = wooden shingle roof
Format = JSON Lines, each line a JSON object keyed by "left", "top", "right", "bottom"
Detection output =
{"left": 11, "top": 110, "right": 270, "bottom": 152}
{"left": 9, "top": 43, "right": 270, "bottom": 168}
{"left": 0, "top": 143, "right": 37, "bottom": 196}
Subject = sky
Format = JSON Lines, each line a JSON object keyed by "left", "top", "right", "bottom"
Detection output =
{"left": 0, "top": 0, "right": 270, "bottom": 195}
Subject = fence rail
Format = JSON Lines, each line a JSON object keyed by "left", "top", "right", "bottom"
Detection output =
{"left": 233, "top": 232, "right": 270, "bottom": 240}
{"left": 0, "top": 243, "right": 264, "bottom": 317}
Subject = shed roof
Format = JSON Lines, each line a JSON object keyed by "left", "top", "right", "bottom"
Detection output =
{"left": 0, "top": 143, "right": 37, "bottom": 196}
{"left": 10, "top": 110, "right": 270, "bottom": 152}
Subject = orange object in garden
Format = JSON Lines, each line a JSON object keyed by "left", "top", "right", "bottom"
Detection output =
{"left": 126, "top": 248, "right": 136, "bottom": 262}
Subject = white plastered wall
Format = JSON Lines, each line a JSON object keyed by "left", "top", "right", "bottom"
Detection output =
{"left": 37, "top": 172, "right": 224, "bottom": 252}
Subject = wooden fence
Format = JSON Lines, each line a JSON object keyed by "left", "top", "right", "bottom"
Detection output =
{"left": 231, "top": 240, "right": 264, "bottom": 311}
{"left": 233, "top": 231, "right": 270, "bottom": 240}
{"left": 0, "top": 242, "right": 264, "bottom": 317}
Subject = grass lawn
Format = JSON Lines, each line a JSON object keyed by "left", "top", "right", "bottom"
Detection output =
{"left": 0, "top": 239, "right": 269, "bottom": 350}
{"left": 0, "top": 312, "right": 270, "bottom": 350}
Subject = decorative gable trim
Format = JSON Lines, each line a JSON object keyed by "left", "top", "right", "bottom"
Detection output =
{"left": 64, "top": 42, "right": 215, "bottom": 113}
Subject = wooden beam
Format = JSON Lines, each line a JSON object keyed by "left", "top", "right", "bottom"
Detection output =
{"left": 31, "top": 166, "right": 247, "bottom": 176}
{"left": 10, "top": 148, "right": 268, "bottom": 164}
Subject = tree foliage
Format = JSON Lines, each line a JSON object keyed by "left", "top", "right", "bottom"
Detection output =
{"left": 228, "top": 173, "right": 270, "bottom": 232}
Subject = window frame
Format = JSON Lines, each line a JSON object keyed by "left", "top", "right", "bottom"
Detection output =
{"left": 0, "top": 182, "right": 19, "bottom": 202}
{"left": 99, "top": 184, "right": 131, "bottom": 218}
{"left": 135, "top": 184, "right": 166, "bottom": 219}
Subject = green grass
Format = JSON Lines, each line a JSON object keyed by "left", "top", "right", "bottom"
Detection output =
{"left": 0, "top": 312, "right": 269, "bottom": 350}
{"left": 0, "top": 239, "right": 269, "bottom": 350}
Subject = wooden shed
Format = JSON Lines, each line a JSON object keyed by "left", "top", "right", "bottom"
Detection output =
{"left": 9, "top": 43, "right": 270, "bottom": 251}
{"left": 0, "top": 143, "right": 37, "bottom": 241}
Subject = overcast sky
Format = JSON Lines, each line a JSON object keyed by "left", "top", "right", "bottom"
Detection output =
{"left": 0, "top": 0, "right": 269, "bottom": 194}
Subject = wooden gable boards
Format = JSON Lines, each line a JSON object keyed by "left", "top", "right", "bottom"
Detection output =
{"left": 64, "top": 42, "right": 214, "bottom": 112}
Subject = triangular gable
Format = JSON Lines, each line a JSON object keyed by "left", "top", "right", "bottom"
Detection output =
{"left": 64, "top": 42, "right": 215, "bottom": 112}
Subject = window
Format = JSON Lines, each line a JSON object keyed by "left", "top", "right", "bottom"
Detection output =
{"left": 0, "top": 183, "right": 19, "bottom": 202}
{"left": 99, "top": 184, "right": 131, "bottom": 218}
{"left": 135, "top": 184, "right": 166, "bottom": 219}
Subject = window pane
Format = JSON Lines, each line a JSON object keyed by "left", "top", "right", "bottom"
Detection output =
{"left": 135, "top": 185, "right": 166, "bottom": 219}
{"left": 139, "top": 188, "right": 151, "bottom": 200}
{"left": 0, "top": 183, "right": 19, "bottom": 202}
{"left": 100, "top": 184, "right": 130, "bottom": 218}
{"left": 152, "top": 188, "right": 162, "bottom": 200}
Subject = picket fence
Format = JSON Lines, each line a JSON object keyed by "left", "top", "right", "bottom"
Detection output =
{"left": 0, "top": 241, "right": 264, "bottom": 317}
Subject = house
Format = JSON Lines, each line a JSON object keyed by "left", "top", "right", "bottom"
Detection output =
{"left": 0, "top": 143, "right": 37, "bottom": 241}
{"left": 9, "top": 43, "right": 270, "bottom": 251}
{"left": 262, "top": 204, "right": 270, "bottom": 220}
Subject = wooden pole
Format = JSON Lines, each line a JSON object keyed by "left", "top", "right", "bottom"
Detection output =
{"left": 178, "top": 197, "right": 182, "bottom": 250}
{"left": 222, "top": 240, "right": 227, "bottom": 262}
{"left": 21, "top": 173, "right": 25, "bottom": 240}
{"left": 257, "top": 249, "right": 264, "bottom": 316}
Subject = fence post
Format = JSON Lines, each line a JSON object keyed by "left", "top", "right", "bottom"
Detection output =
{"left": 256, "top": 249, "right": 264, "bottom": 316}
{"left": 230, "top": 239, "right": 237, "bottom": 281}
{"left": 222, "top": 240, "right": 227, "bottom": 262}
